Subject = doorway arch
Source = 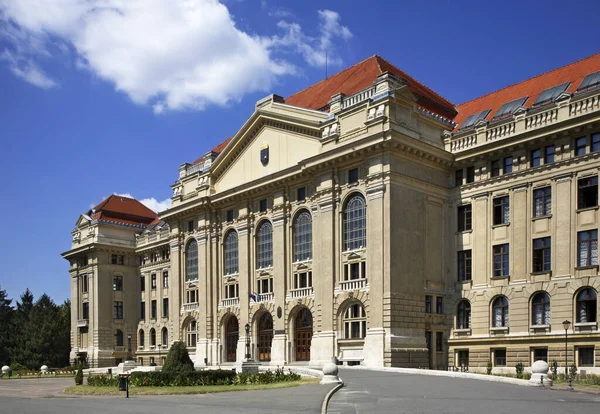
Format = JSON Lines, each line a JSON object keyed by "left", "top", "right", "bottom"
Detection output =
{"left": 294, "top": 308, "right": 312, "bottom": 362}
{"left": 225, "top": 315, "right": 239, "bottom": 362}
{"left": 257, "top": 312, "right": 273, "bottom": 362}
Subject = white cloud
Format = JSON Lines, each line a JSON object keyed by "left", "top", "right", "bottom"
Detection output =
{"left": 0, "top": 1, "right": 353, "bottom": 111}
{"left": 112, "top": 193, "right": 172, "bottom": 213}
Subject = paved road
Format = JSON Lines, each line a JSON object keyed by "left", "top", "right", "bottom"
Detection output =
{"left": 327, "top": 368, "right": 600, "bottom": 414}
{"left": 0, "top": 378, "right": 333, "bottom": 413}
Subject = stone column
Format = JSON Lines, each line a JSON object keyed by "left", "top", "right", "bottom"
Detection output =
{"left": 209, "top": 227, "right": 220, "bottom": 365}
{"left": 511, "top": 185, "right": 529, "bottom": 282}
{"left": 194, "top": 231, "right": 209, "bottom": 367}
{"left": 236, "top": 220, "right": 251, "bottom": 363}
{"left": 472, "top": 193, "right": 489, "bottom": 286}
{"left": 271, "top": 205, "right": 287, "bottom": 365}
{"left": 554, "top": 174, "right": 573, "bottom": 277}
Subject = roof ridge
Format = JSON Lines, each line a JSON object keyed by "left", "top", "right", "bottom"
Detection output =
{"left": 457, "top": 52, "right": 600, "bottom": 107}
{"left": 374, "top": 55, "right": 456, "bottom": 108}
{"left": 285, "top": 54, "right": 379, "bottom": 102}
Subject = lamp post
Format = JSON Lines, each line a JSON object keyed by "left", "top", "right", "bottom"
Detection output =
{"left": 562, "top": 320, "right": 571, "bottom": 376}
{"left": 127, "top": 333, "right": 132, "bottom": 361}
{"left": 245, "top": 323, "right": 251, "bottom": 360}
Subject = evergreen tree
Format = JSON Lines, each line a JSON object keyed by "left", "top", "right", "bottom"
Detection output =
{"left": 0, "top": 286, "right": 13, "bottom": 365}
{"left": 10, "top": 289, "right": 35, "bottom": 368}
{"left": 162, "top": 341, "right": 194, "bottom": 373}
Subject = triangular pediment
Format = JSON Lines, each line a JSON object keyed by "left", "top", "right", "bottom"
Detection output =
{"left": 76, "top": 214, "right": 92, "bottom": 228}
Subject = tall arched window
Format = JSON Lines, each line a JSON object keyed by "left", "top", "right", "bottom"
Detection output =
{"left": 343, "top": 303, "right": 367, "bottom": 339}
{"left": 186, "top": 239, "right": 198, "bottom": 281}
{"left": 150, "top": 328, "right": 156, "bottom": 346}
{"left": 577, "top": 288, "right": 597, "bottom": 323}
{"left": 456, "top": 300, "right": 471, "bottom": 329}
{"left": 256, "top": 221, "right": 273, "bottom": 269}
{"left": 532, "top": 292, "right": 550, "bottom": 325}
{"left": 187, "top": 319, "right": 197, "bottom": 347}
{"left": 343, "top": 194, "right": 366, "bottom": 251}
{"left": 139, "top": 330, "right": 145, "bottom": 348}
{"left": 224, "top": 231, "right": 239, "bottom": 275}
{"left": 492, "top": 296, "right": 509, "bottom": 327}
{"left": 293, "top": 211, "right": 312, "bottom": 262}
{"left": 115, "top": 330, "right": 124, "bottom": 347}
{"left": 162, "top": 327, "right": 168, "bottom": 346}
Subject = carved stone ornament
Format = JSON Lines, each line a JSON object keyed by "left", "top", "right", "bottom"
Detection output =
{"left": 277, "top": 306, "right": 282, "bottom": 319}
{"left": 348, "top": 291, "right": 354, "bottom": 298}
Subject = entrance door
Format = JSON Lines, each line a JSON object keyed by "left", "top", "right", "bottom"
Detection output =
{"left": 295, "top": 308, "right": 312, "bottom": 361}
{"left": 258, "top": 313, "right": 273, "bottom": 361}
{"left": 225, "top": 317, "right": 239, "bottom": 362}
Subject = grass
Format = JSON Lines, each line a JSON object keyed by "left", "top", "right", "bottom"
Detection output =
{"left": 63, "top": 377, "right": 320, "bottom": 395}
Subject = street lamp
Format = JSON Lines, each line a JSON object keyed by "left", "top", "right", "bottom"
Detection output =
{"left": 562, "top": 320, "right": 571, "bottom": 376}
{"left": 245, "top": 323, "right": 251, "bottom": 360}
{"left": 127, "top": 333, "right": 132, "bottom": 361}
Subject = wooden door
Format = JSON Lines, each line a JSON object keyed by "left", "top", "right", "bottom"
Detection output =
{"left": 295, "top": 329, "right": 312, "bottom": 361}
{"left": 258, "top": 313, "right": 273, "bottom": 361}
{"left": 225, "top": 317, "right": 239, "bottom": 362}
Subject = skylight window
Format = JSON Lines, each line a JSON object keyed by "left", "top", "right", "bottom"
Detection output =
{"left": 533, "top": 82, "right": 570, "bottom": 107}
{"left": 459, "top": 109, "right": 490, "bottom": 130}
{"left": 577, "top": 71, "right": 600, "bottom": 93}
{"left": 493, "top": 97, "right": 528, "bottom": 120}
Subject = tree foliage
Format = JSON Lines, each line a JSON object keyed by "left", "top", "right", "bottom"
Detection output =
{"left": 161, "top": 341, "right": 194, "bottom": 373}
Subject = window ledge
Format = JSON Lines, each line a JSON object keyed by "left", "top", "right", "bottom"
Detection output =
{"left": 490, "top": 327, "right": 509, "bottom": 333}
{"left": 531, "top": 271, "right": 552, "bottom": 277}
{"left": 456, "top": 279, "right": 473, "bottom": 285}
{"left": 575, "top": 322, "right": 598, "bottom": 328}
{"left": 532, "top": 214, "right": 552, "bottom": 221}
{"left": 492, "top": 223, "right": 510, "bottom": 228}
{"left": 576, "top": 206, "right": 599, "bottom": 213}
{"left": 454, "top": 328, "right": 471, "bottom": 336}
{"left": 455, "top": 229, "right": 473, "bottom": 235}
{"left": 530, "top": 324, "right": 551, "bottom": 333}
{"left": 491, "top": 275, "right": 510, "bottom": 280}
{"left": 575, "top": 265, "right": 598, "bottom": 271}
{"left": 338, "top": 338, "right": 365, "bottom": 345}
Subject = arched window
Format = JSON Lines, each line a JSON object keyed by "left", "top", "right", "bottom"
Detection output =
{"left": 577, "top": 288, "right": 597, "bottom": 323}
{"left": 456, "top": 300, "right": 471, "bottom": 329}
{"left": 256, "top": 221, "right": 273, "bottom": 269}
{"left": 186, "top": 239, "right": 198, "bottom": 281}
{"left": 187, "top": 319, "right": 197, "bottom": 347}
{"left": 150, "top": 328, "right": 156, "bottom": 346}
{"left": 343, "top": 303, "right": 367, "bottom": 339}
{"left": 224, "top": 231, "right": 239, "bottom": 275}
{"left": 492, "top": 296, "right": 509, "bottom": 327}
{"left": 293, "top": 211, "right": 312, "bottom": 262}
{"left": 532, "top": 292, "right": 550, "bottom": 325}
{"left": 115, "top": 330, "right": 124, "bottom": 347}
{"left": 343, "top": 194, "right": 366, "bottom": 251}
{"left": 139, "top": 330, "right": 145, "bottom": 348}
{"left": 162, "top": 327, "right": 168, "bottom": 346}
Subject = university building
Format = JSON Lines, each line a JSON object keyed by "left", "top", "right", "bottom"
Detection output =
{"left": 63, "top": 53, "right": 600, "bottom": 373}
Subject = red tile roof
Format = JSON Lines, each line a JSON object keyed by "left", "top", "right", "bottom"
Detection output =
{"left": 90, "top": 195, "right": 157, "bottom": 227}
{"left": 455, "top": 53, "right": 600, "bottom": 130}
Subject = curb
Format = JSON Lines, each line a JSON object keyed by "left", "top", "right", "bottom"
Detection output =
{"left": 321, "top": 379, "right": 344, "bottom": 414}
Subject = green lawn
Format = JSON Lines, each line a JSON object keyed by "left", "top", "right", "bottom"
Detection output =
{"left": 64, "top": 377, "right": 320, "bottom": 395}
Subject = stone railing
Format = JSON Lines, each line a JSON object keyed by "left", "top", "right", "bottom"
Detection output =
{"left": 289, "top": 287, "right": 314, "bottom": 298}
{"left": 77, "top": 319, "right": 89, "bottom": 327}
{"left": 181, "top": 302, "right": 199, "bottom": 313}
{"left": 450, "top": 134, "right": 477, "bottom": 152}
{"left": 257, "top": 293, "right": 274, "bottom": 302}
{"left": 570, "top": 94, "right": 600, "bottom": 117}
{"left": 525, "top": 107, "right": 558, "bottom": 130}
{"left": 342, "top": 87, "right": 375, "bottom": 109}
{"left": 220, "top": 298, "right": 240, "bottom": 308}
{"left": 137, "top": 229, "right": 169, "bottom": 247}
{"left": 486, "top": 122, "right": 515, "bottom": 141}
{"left": 339, "top": 278, "right": 367, "bottom": 291}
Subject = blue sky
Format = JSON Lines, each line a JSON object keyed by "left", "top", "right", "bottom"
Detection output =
{"left": 0, "top": 0, "right": 599, "bottom": 305}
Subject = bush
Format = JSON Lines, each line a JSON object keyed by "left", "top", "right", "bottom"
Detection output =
{"left": 9, "top": 362, "right": 27, "bottom": 372}
{"left": 234, "top": 367, "right": 301, "bottom": 385}
{"left": 515, "top": 362, "right": 524, "bottom": 379}
{"left": 161, "top": 341, "right": 194, "bottom": 373}
{"left": 74, "top": 364, "right": 83, "bottom": 385}
{"left": 486, "top": 361, "right": 493, "bottom": 375}
{"left": 569, "top": 364, "right": 578, "bottom": 378}
{"left": 129, "top": 370, "right": 237, "bottom": 387}
{"left": 87, "top": 374, "right": 118, "bottom": 387}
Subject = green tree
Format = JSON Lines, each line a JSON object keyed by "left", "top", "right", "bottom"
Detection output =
{"left": 0, "top": 286, "right": 14, "bottom": 365}
{"left": 10, "top": 289, "right": 35, "bottom": 368}
{"left": 162, "top": 341, "right": 194, "bottom": 373}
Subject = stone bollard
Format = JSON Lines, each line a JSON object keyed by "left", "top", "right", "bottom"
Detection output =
{"left": 40, "top": 365, "right": 49, "bottom": 374}
{"left": 529, "top": 360, "right": 552, "bottom": 386}
{"left": 320, "top": 358, "right": 342, "bottom": 385}
{"left": 1, "top": 366, "right": 9, "bottom": 376}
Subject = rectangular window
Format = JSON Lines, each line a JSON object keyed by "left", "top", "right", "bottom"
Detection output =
{"left": 151, "top": 274, "right": 157, "bottom": 290}
{"left": 435, "top": 332, "right": 443, "bottom": 352}
{"left": 162, "top": 298, "right": 169, "bottom": 318}
{"left": 458, "top": 350, "right": 469, "bottom": 368}
{"left": 533, "top": 187, "right": 552, "bottom": 217}
{"left": 425, "top": 295, "right": 432, "bottom": 313}
{"left": 493, "top": 244, "right": 510, "bottom": 277}
{"left": 225, "top": 284, "right": 239, "bottom": 299}
{"left": 533, "top": 348, "right": 548, "bottom": 363}
{"left": 576, "top": 136, "right": 587, "bottom": 156}
{"left": 593, "top": 133, "right": 600, "bottom": 153}
{"left": 457, "top": 204, "right": 472, "bottom": 232}
{"left": 113, "top": 276, "right": 123, "bottom": 291}
{"left": 259, "top": 199, "right": 267, "bottom": 212}
{"left": 544, "top": 145, "right": 555, "bottom": 164}
{"left": 226, "top": 209, "right": 234, "bottom": 222}
{"left": 493, "top": 196, "right": 510, "bottom": 225}
{"left": 140, "top": 275, "right": 145, "bottom": 292}
{"left": 257, "top": 278, "right": 273, "bottom": 294}
{"left": 532, "top": 237, "right": 551, "bottom": 273}
{"left": 82, "top": 302, "right": 89, "bottom": 320}
{"left": 457, "top": 250, "right": 472, "bottom": 281}
{"left": 295, "top": 271, "right": 312, "bottom": 289}
{"left": 187, "top": 220, "right": 194, "bottom": 232}
{"left": 81, "top": 275, "right": 88, "bottom": 293}
{"left": 162, "top": 271, "right": 168, "bottom": 288}
{"left": 503, "top": 157, "right": 513, "bottom": 174}
{"left": 151, "top": 300, "right": 157, "bottom": 319}
{"left": 455, "top": 169, "right": 464, "bottom": 187}
{"left": 348, "top": 168, "right": 359, "bottom": 184}
{"left": 113, "top": 301, "right": 123, "bottom": 319}
{"left": 111, "top": 254, "right": 124, "bottom": 265}
{"left": 466, "top": 167, "right": 475, "bottom": 183}
{"left": 578, "top": 176, "right": 598, "bottom": 209}
{"left": 297, "top": 187, "right": 306, "bottom": 201}
{"left": 494, "top": 349, "right": 507, "bottom": 367}
{"left": 531, "top": 149, "right": 542, "bottom": 167}
{"left": 436, "top": 297, "right": 443, "bottom": 314}
{"left": 491, "top": 160, "right": 501, "bottom": 177}
{"left": 140, "top": 301, "right": 145, "bottom": 321}
{"left": 579, "top": 347, "right": 594, "bottom": 366}
{"left": 578, "top": 230, "right": 598, "bottom": 267}
{"left": 187, "top": 289, "right": 198, "bottom": 303}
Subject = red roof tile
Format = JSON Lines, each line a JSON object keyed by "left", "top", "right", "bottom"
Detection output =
{"left": 455, "top": 53, "right": 600, "bottom": 130}
{"left": 91, "top": 195, "right": 157, "bottom": 224}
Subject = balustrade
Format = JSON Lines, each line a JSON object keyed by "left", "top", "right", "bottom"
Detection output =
{"left": 339, "top": 278, "right": 367, "bottom": 291}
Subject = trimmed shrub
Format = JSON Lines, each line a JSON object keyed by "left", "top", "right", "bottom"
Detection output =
{"left": 161, "top": 341, "right": 194, "bottom": 373}
{"left": 9, "top": 362, "right": 27, "bottom": 372}
{"left": 234, "top": 367, "right": 301, "bottom": 385}
{"left": 129, "top": 370, "right": 237, "bottom": 387}
{"left": 486, "top": 361, "right": 493, "bottom": 375}
{"left": 74, "top": 364, "right": 83, "bottom": 385}
{"left": 515, "top": 362, "right": 524, "bottom": 379}
{"left": 87, "top": 374, "right": 118, "bottom": 387}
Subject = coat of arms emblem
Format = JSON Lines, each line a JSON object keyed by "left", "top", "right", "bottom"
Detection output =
{"left": 260, "top": 142, "right": 269, "bottom": 166}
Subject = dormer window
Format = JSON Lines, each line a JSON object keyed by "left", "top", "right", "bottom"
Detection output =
{"left": 492, "top": 97, "right": 527, "bottom": 121}
{"left": 459, "top": 109, "right": 490, "bottom": 130}
{"left": 577, "top": 71, "right": 600, "bottom": 93}
{"left": 533, "top": 82, "right": 570, "bottom": 107}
